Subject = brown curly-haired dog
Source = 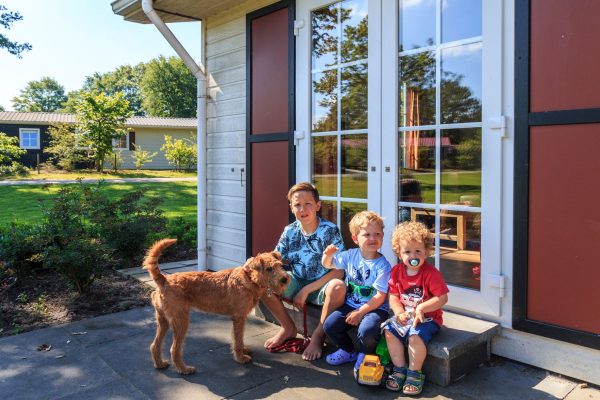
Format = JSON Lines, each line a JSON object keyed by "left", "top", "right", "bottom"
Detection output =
{"left": 144, "top": 239, "right": 289, "bottom": 374}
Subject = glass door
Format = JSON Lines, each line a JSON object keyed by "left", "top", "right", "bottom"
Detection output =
{"left": 381, "top": 0, "right": 504, "bottom": 316}
{"left": 296, "top": 0, "right": 381, "bottom": 247}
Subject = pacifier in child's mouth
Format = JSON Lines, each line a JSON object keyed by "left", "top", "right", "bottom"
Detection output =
{"left": 408, "top": 258, "right": 420, "bottom": 267}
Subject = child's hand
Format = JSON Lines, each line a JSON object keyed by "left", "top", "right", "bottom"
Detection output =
{"left": 345, "top": 309, "right": 364, "bottom": 326}
{"left": 293, "top": 288, "right": 309, "bottom": 309}
{"left": 396, "top": 311, "right": 411, "bottom": 325}
{"left": 412, "top": 307, "right": 425, "bottom": 327}
{"left": 323, "top": 244, "right": 338, "bottom": 257}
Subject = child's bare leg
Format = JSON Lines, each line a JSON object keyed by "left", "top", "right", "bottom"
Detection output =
{"left": 407, "top": 334, "right": 427, "bottom": 371}
{"left": 385, "top": 330, "right": 407, "bottom": 367}
{"left": 302, "top": 278, "right": 346, "bottom": 361}
{"left": 261, "top": 294, "right": 297, "bottom": 349}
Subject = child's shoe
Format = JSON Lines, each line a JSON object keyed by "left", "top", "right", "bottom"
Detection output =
{"left": 353, "top": 352, "right": 366, "bottom": 379}
{"left": 326, "top": 348, "right": 358, "bottom": 365}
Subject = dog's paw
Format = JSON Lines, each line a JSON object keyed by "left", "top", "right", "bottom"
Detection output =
{"left": 154, "top": 360, "right": 170, "bottom": 369}
{"left": 243, "top": 347, "right": 252, "bottom": 355}
{"left": 235, "top": 354, "right": 252, "bottom": 364}
{"left": 176, "top": 365, "right": 197, "bottom": 375}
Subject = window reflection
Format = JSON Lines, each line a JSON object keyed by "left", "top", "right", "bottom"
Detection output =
{"left": 399, "top": 130, "right": 436, "bottom": 204}
{"left": 341, "top": 201, "right": 366, "bottom": 248}
{"left": 341, "top": 134, "right": 367, "bottom": 198}
{"left": 341, "top": 64, "right": 368, "bottom": 130}
{"left": 400, "top": 0, "right": 435, "bottom": 51}
{"left": 441, "top": 43, "right": 482, "bottom": 124}
{"left": 312, "top": 4, "right": 338, "bottom": 70}
{"left": 441, "top": 128, "right": 481, "bottom": 206}
{"left": 313, "top": 136, "right": 337, "bottom": 197}
{"left": 312, "top": 71, "right": 338, "bottom": 132}
{"left": 400, "top": 51, "right": 435, "bottom": 127}
{"left": 341, "top": 0, "right": 368, "bottom": 63}
{"left": 441, "top": 0, "right": 482, "bottom": 43}
{"left": 439, "top": 210, "right": 481, "bottom": 290}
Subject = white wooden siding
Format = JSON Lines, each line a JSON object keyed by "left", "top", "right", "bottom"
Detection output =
{"left": 204, "top": 0, "right": 277, "bottom": 269}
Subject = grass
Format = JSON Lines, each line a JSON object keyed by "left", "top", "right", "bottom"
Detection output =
{"left": 0, "top": 181, "right": 197, "bottom": 226}
{"left": 2, "top": 169, "right": 197, "bottom": 181}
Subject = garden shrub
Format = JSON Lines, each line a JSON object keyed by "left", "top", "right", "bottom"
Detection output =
{"left": 84, "top": 184, "right": 167, "bottom": 265}
{"left": 166, "top": 217, "right": 197, "bottom": 248}
{"left": 131, "top": 144, "right": 157, "bottom": 169}
{"left": 161, "top": 135, "right": 196, "bottom": 171}
{"left": 0, "top": 222, "right": 46, "bottom": 278}
{"left": 43, "top": 237, "right": 111, "bottom": 293}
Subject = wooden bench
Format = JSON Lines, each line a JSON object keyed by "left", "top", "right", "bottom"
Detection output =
{"left": 255, "top": 302, "right": 500, "bottom": 387}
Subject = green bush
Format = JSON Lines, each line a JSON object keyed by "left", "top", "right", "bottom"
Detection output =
{"left": 166, "top": 217, "right": 197, "bottom": 248}
{"left": 0, "top": 223, "right": 46, "bottom": 278}
{"left": 43, "top": 237, "right": 111, "bottom": 293}
{"left": 84, "top": 184, "right": 167, "bottom": 265}
{"left": 161, "top": 135, "right": 196, "bottom": 171}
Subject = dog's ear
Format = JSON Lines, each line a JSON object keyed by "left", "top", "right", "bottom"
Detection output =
{"left": 243, "top": 256, "right": 256, "bottom": 271}
{"left": 271, "top": 251, "right": 282, "bottom": 261}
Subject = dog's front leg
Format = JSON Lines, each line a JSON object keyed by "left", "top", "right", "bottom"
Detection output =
{"left": 170, "top": 312, "right": 196, "bottom": 374}
{"left": 231, "top": 316, "right": 252, "bottom": 363}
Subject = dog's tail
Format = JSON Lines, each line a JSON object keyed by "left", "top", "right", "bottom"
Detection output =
{"left": 143, "top": 238, "right": 177, "bottom": 288}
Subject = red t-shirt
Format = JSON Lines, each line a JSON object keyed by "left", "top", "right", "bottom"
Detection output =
{"left": 388, "top": 262, "right": 449, "bottom": 326}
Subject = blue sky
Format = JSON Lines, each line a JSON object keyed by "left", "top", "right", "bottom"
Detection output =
{"left": 0, "top": 0, "right": 201, "bottom": 110}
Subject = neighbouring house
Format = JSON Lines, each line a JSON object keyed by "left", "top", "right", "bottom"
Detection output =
{"left": 0, "top": 111, "right": 197, "bottom": 169}
{"left": 112, "top": 0, "right": 600, "bottom": 385}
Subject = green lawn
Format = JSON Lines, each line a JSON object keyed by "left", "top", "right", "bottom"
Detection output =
{"left": 0, "top": 181, "right": 197, "bottom": 226}
{"left": 1, "top": 169, "right": 197, "bottom": 181}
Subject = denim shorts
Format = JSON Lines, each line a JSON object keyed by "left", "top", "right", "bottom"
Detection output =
{"left": 282, "top": 272, "right": 333, "bottom": 306}
{"left": 384, "top": 319, "right": 440, "bottom": 346}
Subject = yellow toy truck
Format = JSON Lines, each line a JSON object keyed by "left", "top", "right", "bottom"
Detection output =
{"left": 356, "top": 354, "right": 386, "bottom": 386}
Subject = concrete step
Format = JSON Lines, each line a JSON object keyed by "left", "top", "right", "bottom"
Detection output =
{"left": 255, "top": 302, "right": 500, "bottom": 387}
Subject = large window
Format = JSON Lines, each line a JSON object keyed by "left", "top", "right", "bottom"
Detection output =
{"left": 398, "top": 0, "right": 482, "bottom": 290}
{"left": 19, "top": 128, "right": 40, "bottom": 149}
{"left": 310, "top": 0, "right": 368, "bottom": 248}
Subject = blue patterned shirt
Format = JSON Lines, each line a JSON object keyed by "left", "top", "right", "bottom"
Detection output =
{"left": 275, "top": 217, "right": 345, "bottom": 281}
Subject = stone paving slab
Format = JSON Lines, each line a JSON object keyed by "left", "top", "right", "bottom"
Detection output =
{"left": 0, "top": 306, "right": 594, "bottom": 400}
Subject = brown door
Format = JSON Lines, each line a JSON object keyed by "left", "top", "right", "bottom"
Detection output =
{"left": 514, "top": 0, "right": 600, "bottom": 348}
{"left": 246, "top": 1, "right": 295, "bottom": 257}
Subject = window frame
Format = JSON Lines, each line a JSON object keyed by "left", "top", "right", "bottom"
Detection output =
{"left": 19, "top": 128, "right": 41, "bottom": 150}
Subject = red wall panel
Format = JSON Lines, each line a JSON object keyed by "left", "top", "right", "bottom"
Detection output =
{"left": 530, "top": 0, "right": 600, "bottom": 112}
{"left": 251, "top": 141, "right": 290, "bottom": 255}
{"left": 528, "top": 124, "right": 600, "bottom": 334}
{"left": 251, "top": 8, "right": 288, "bottom": 134}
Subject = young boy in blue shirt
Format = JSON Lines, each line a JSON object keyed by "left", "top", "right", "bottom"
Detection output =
{"left": 321, "top": 210, "right": 392, "bottom": 373}
{"left": 262, "top": 182, "right": 346, "bottom": 360}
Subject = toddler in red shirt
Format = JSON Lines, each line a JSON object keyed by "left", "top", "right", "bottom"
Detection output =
{"left": 383, "top": 221, "right": 449, "bottom": 395}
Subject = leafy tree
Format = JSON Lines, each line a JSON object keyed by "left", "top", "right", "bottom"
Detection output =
{"left": 75, "top": 92, "right": 132, "bottom": 171}
{"left": 44, "top": 123, "right": 93, "bottom": 170}
{"left": 0, "top": 131, "right": 27, "bottom": 175}
{"left": 80, "top": 63, "right": 146, "bottom": 115}
{"left": 0, "top": 4, "right": 31, "bottom": 58}
{"left": 0, "top": 131, "right": 25, "bottom": 165}
{"left": 12, "top": 77, "right": 67, "bottom": 112}
{"left": 131, "top": 144, "right": 157, "bottom": 169}
{"left": 0, "top": 104, "right": 5, "bottom": 111}
{"left": 161, "top": 135, "right": 196, "bottom": 171}
{"left": 140, "top": 56, "right": 196, "bottom": 117}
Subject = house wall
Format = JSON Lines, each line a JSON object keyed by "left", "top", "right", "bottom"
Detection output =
{"left": 0, "top": 123, "right": 51, "bottom": 168}
{"left": 119, "top": 127, "right": 196, "bottom": 169}
{"left": 204, "top": 0, "right": 277, "bottom": 270}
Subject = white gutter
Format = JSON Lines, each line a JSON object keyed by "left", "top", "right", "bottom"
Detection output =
{"left": 141, "top": 0, "right": 207, "bottom": 270}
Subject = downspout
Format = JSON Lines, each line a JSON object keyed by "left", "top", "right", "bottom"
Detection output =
{"left": 141, "top": 0, "right": 207, "bottom": 270}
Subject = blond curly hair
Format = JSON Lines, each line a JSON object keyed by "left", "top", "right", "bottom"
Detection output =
{"left": 348, "top": 210, "right": 384, "bottom": 236}
{"left": 391, "top": 221, "right": 433, "bottom": 256}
